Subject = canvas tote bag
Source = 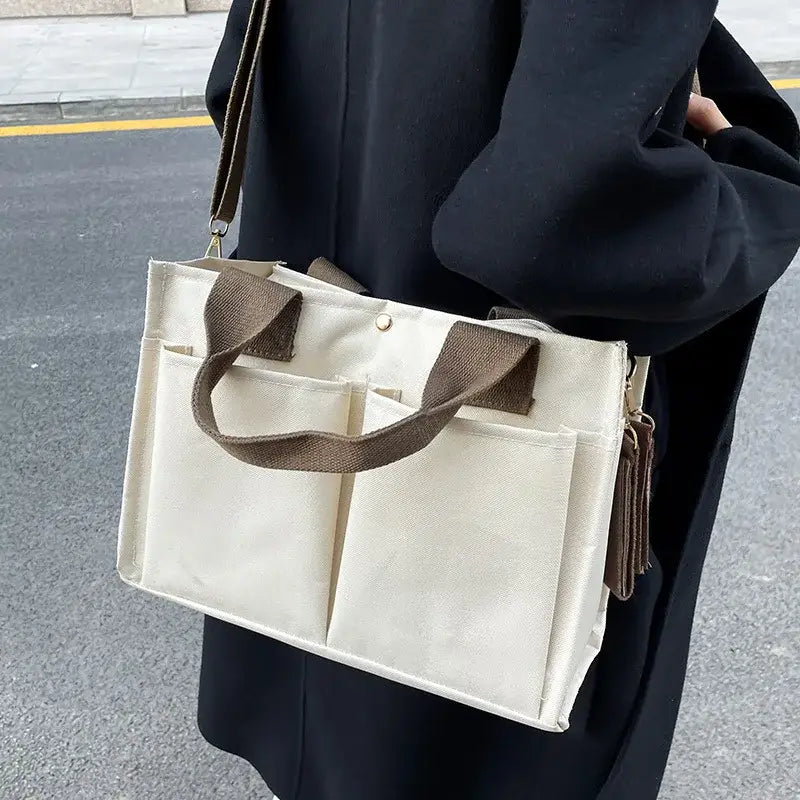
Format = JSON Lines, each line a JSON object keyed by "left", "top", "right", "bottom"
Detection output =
{"left": 117, "top": 0, "right": 650, "bottom": 733}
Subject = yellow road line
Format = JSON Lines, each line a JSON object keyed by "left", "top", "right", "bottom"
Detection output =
{"left": 1, "top": 78, "right": 800, "bottom": 138}
{"left": 771, "top": 78, "right": 800, "bottom": 90}
{"left": 0, "top": 115, "right": 213, "bottom": 138}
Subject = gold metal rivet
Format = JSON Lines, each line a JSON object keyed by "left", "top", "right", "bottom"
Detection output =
{"left": 375, "top": 313, "right": 393, "bottom": 331}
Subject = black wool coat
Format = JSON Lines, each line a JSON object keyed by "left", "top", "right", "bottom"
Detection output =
{"left": 198, "top": 2, "right": 800, "bottom": 798}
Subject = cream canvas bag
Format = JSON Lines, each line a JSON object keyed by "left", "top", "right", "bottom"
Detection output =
{"left": 117, "top": 0, "right": 648, "bottom": 732}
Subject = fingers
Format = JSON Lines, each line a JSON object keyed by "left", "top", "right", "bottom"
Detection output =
{"left": 687, "top": 93, "right": 732, "bottom": 137}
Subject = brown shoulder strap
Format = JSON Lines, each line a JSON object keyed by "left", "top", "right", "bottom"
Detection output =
{"left": 307, "top": 257, "right": 369, "bottom": 294}
{"left": 209, "top": 0, "right": 272, "bottom": 230}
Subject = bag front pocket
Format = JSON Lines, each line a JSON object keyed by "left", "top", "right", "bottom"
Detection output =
{"left": 327, "top": 391, "right": 577, "bottom": 719}
{"left": 140, "top": 345, "right": 352, "bottom": 645}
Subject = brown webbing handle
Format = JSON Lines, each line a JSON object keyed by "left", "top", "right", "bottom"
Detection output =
{"left": 192, "top": 268, "right": 539, "bottom": 473}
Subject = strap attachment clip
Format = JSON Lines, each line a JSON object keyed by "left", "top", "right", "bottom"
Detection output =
{"left": 205, "top": 218, "right": 230, "bottom": 259}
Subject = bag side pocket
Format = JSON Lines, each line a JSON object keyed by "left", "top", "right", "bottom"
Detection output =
{"left": 539, "top": 427, "right": 621, "bottom": 729}
{"left": 327, "top": 390, "right": 577, "bottom": 721}
{"left": 140, "top": 346, "right": 352, "bottom": 645}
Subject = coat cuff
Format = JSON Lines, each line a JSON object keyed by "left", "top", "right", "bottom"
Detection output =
{"left": 705, "top": 126, "right": 800, "bottom": 183}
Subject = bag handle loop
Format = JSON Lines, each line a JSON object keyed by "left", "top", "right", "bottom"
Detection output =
{"left": 191, "top": 268, "right": 539, "bottom": 473}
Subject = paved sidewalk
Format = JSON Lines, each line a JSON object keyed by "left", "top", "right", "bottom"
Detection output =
{"left": 0, "top": 13, "right": 227, "bottom": 120}
{"left": 718, "top": 0, "right": 800, "bottom": 64}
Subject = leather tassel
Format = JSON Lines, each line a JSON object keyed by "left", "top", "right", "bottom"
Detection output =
{"left": 630, "top": 416, "right": 655, "bottom": 576}
{"left": 605, "top": 415, "right": 656, "bottom": 601}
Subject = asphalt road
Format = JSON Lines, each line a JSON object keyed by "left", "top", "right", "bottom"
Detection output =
{"left": 1, "top": 100, "right": 799, "bottom": 800}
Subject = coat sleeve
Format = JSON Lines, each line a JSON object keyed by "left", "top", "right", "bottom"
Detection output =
{"left": 431, "top": 2, "right": 800, "bottom": 354}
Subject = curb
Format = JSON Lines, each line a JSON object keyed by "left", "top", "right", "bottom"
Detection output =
{"left": 0, "top": 92, "right": 208, "bottom": 124}
{"left": 760, "top": 60, "right": 800, "bottom": 79}
{"left": 0, "top": 62, "right": 798, "bottom": 125}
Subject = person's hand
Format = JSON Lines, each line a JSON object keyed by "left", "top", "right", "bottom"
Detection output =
{"left": 687, "top": 93, "right": 732, "bottom": 137}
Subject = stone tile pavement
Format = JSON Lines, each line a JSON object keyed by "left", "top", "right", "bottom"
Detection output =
{"left": 718, "top": 0, "right": 800, "bottom": 64}
{"left": 0, "top": 12, "right": 227, "bottom": 119}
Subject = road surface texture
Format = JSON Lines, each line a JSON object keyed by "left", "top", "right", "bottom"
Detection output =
{"left": 1, "top": 104, "right": 799, "bottom": 798}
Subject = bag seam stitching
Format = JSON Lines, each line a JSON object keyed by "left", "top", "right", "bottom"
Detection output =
{"left": 140, "top": 580, "right": 562, "bottom": 723}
